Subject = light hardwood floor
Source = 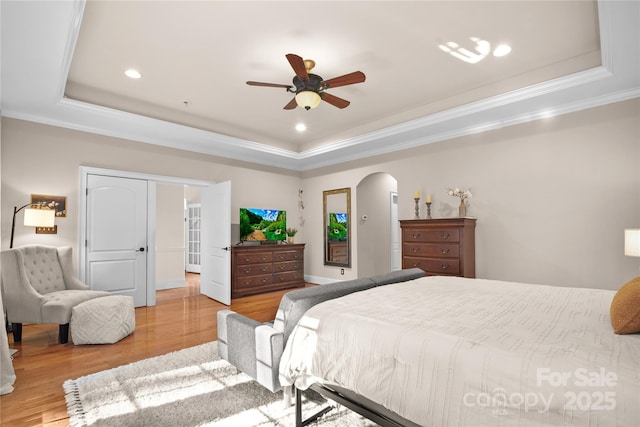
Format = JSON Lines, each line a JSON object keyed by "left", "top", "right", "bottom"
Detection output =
{"left": 0, "top": 273, "right": 306, "bottom": 426}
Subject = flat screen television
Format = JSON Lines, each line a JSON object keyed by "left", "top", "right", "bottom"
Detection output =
{"left": 239, "top": 208, "right": 286, "bottom": 242}
{"left": 328, "top": 212, "right": 348, "bottom": 240}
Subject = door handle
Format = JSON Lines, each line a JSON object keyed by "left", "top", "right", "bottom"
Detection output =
{"left": 137, "top": 247, "right": 145, "bottom": 252}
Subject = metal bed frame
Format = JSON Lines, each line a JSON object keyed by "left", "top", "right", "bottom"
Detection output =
{"left": 295, "top": 383, "right": 421, "bottom": 427}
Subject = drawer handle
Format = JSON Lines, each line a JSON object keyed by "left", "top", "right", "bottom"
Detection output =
{"left": 243, "top": 268, "right": 251, "bottom": 274}
{"left": 280, "top": 265, "right": 285, "bottom": 270}
{"left": 411, "top": 232, "right": 420, "bottom": 239}
{"left": 440, "top": 233, "right": 450, "bottom": 239}
{"left": 441, "top": 248, "right": 450, "bottom": 254}
{"left": 243, "top": 280, "right": 251, "bottom": 285}
{"left": 293, "top": 263, "right": 299, "bottom": 268}
{"left": 412, "top": 262, "right": 421, "bottom": 267}
{"left": 441, "top": 263, "right": 449, "bottom": 269}
{"left": 261, "top": 267, "right": 267, "bottom": 272}
{"left": 261, "top": 256, "right": 267, "bottom": 261}
{"left": 293, "top": 254, "right": 299, "bottom": 259}
{"left": 244, "top": 257, "right": 251, "bottom": 262}
{"left": 279, "top": 255, "right": 285, "bottom": 259}
{"left": 261, "top": 279, "right": 267, "bottom": 284}
{"left": 412, "top": 247, "right": 420, "bottom": 253}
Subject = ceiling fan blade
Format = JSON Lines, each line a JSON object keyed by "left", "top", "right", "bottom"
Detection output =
{"left": 286, "top": 53, "right": 309, "bottom": 81}
{"left": 321, "top": 92, "right": 350, "bottom": 109}
{"left": 321, "top": 71, "right": 366, "bottom": 89}
{"left": 246, "top": 81, "right": 293, "bottom": 89}
{"left": 283, "top": 97, "right": 298, "bottom": 110}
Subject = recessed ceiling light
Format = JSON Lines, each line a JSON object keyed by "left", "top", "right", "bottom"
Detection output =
{"left": 124, "top": 69, "right": 142, "bottom": 79}
{"left": 493, "top": 44, "right": 512, "bottom": 57}
{"left": 295, "top": 123, "right": 306, "bottom": 132}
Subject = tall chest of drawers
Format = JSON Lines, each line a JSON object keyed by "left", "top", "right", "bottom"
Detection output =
{"left": 231, "top": 244, "right": 305, "bottom": 298}
{"left": 400, "top": 218, "right": 476, "bottom": 278}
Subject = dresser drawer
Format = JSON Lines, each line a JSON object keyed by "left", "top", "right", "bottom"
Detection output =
{"left": 236, "top": 252, "right": 273, "bottom": 265}
{"left": 403, "top": 243, "right": 460, "bottom": 258}
{"left": 236, "top": 263, "right": 272, "bottom": 277}
{"left": 331, "top": 246, "right": 348, "bottom": 257}
{"left": 403, "top": 228, "right": 460, "bottom": 243}
{"left": 329, "top": 253, "right": 348, "bottom": 263}
{"left": 273, "top": 250, "right": 304, "bottom": 262}
{"left": 402, "top": 257, "right": 460, "bottom": 275}
{"left": 329, "top": 241, "right": 348, "bottom": 263}
{"left": 274, "top": 270, "right": 304, "bottom": 284}
{"left": 235, "top": 274, "right": 273, "bottom": 290}
{"left": 273, "top": 260, "right": 303, "bottom": 272}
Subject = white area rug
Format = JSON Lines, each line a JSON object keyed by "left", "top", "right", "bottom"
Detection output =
{"left": 63, "top": 341, "right": 377, "bottom": 426}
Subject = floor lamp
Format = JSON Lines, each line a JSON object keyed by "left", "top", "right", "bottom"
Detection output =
{"left": 9, "top": 203, "right": 56, "bottom": 248}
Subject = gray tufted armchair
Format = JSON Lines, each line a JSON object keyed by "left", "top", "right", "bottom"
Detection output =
{"left": 1, "top": 245, "right": 110, "bottom": 344}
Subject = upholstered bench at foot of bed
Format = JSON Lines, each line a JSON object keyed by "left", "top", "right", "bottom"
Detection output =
{"left": 70, "top": 295, "right": 135, "bottom": 345}
{"left": 217, "top": 268, "right": 426, "bottom": 393}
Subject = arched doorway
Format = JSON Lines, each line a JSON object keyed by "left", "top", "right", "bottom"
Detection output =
{"left": 356, "top": 172, "right": 399, "bottom": 278}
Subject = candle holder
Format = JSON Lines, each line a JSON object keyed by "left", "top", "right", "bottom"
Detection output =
{"left": 414, "top": 198, "right": 420, "bottom": 219}
{"left": 425, "top": 202, "right": 432, "bottom": 219}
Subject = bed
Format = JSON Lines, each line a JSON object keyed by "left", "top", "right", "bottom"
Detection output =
{"left": 279, "top": 276, "right": 640, "bottom": 426}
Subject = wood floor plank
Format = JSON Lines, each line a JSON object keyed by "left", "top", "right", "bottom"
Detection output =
{"left": 0, "top": 273, "right": 307, "bottom": 426}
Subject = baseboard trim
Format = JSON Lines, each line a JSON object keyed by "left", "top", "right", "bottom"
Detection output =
{"left": 304, "top": 275, "right": 342, "bottom": 285}
{"left": 156, "top": 280, "right": 186, "bottom": 291}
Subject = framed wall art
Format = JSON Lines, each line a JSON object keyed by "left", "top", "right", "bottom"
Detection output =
{"left": 31, "top": 194, "right": 67, "bottom": 217}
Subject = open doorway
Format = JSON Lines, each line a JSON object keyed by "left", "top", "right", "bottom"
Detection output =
{"left": 356, "top": 172, "right": 399, "bottom": 278}
{"left": 156, "top": 183, "right": 191, "bottom": 291}
{"left": 154, "top": 182, "right": 230, "bottom": 304}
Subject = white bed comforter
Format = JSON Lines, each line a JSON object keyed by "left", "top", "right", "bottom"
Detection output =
{"left": 279, "top": 276, "right": 640, "bottom": 426}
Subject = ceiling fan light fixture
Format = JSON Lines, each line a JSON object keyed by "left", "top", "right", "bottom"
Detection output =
{"left": 295, "top": 90, "right": 321, "bottom": 110}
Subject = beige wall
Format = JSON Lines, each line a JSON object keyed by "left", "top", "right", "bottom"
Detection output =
{"left": 304, "top": 99, "right": 640, "bottom": 290}
{"left": 0, "top": 118, "right": 303, "bottom": 271}
{"left": 156, "top": 183, "right": 186, "bottom": 289}
{"left": 1, "top": 98, "right": 639, "bottom": 291}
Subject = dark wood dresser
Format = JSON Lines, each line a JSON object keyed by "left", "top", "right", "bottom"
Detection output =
{"left": 231, "top": 243, "right": 305, "bottom": 298}
{"left": 400, "top": 218, "right": 476, "bottom": 278}
{"left": 327, "top": 240, "right": 348, "bottom": 263}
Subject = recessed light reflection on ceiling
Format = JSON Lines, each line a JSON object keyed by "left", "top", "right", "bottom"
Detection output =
{"left": 493, "top": 44, "right": 512, "bottom": 57}
{"left": 124, "top": 69, "right": 142, "bottom": 79}
{"left": 438, "top": 38, "right": 511, "bottom": 64}
{"left": 295, "top": 123, "right": 307, "bottom": 132}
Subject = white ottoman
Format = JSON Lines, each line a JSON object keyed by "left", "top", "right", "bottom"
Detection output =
{"left": 71, "top": 295, "right": 135, "bottom": 345}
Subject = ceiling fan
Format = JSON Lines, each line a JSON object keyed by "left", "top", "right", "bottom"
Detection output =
{"left": 246, "top": 53, "right": 366, "bottom": 110}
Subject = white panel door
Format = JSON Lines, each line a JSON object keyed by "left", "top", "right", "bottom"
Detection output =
{"left": 86, "top": 174, "right": 148, "bottom": 307}
{"left": 200, "top": 181, "right": 231, "bottom": 305}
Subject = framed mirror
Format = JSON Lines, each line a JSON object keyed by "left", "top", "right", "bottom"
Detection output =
{"left": 323, "top": 187, "right": 351, "bottom": 267}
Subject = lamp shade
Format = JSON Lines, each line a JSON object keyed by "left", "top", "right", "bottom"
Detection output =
{"left": 23, "top": 208, "right": 55, "bottom": 227}
{"left": 624, "top": 228, "right": 640, "bottom": 257}
{"left": 295, "top": 91, "right": 321, "bottom": 110}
